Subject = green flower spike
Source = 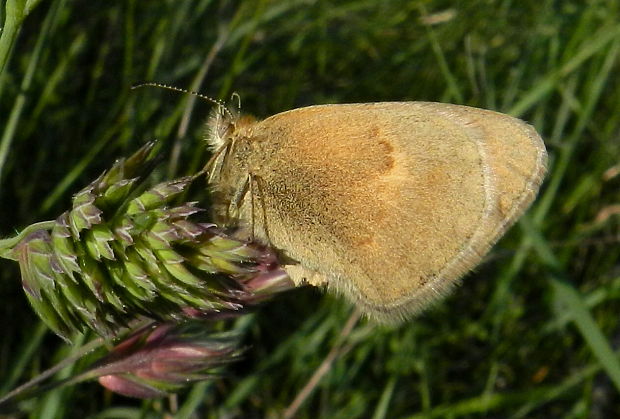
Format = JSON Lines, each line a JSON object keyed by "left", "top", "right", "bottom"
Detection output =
{"left": 2, "top": 142, "right": 294, "bottom": 340}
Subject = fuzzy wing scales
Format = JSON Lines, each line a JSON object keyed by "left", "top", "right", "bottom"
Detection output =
{"left": 243, "top": 103, "right": 546, "bottom": 323}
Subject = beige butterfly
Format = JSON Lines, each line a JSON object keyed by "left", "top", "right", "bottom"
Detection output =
{"left": 206, "top": 102, "right": 547, "bottom": 323}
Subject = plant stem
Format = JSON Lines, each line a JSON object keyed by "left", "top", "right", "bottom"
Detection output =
{"left": 282, "top": 309, "right": 362, "bottom": 419}
{"left": 0, "top": 0, "right": 44, "bottom": 79}
{"left": 0, "top": 0, "right": 25, "bottom": 77}
{"left": 0, "top": 334, "right": 103, "bottom": 408}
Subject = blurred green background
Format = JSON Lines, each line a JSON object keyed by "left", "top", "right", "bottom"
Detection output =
{"left": 1, "top": 0, "right": 620, "bottom": 417}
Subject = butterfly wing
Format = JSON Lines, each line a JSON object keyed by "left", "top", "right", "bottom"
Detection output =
{"left": 234, "top": 102, "right": 546, "bottom": 322}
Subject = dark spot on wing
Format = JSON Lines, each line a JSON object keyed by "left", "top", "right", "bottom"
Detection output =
{"left": 376, "top": 139, "right": 395, "bottom": 173}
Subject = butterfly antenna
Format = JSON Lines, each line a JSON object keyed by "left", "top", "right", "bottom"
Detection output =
{"left": 231, "top": 92, "right": 242, "bottom": 115}
{"left": 131, "top": 82, "right": 235, "bottom": 121}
